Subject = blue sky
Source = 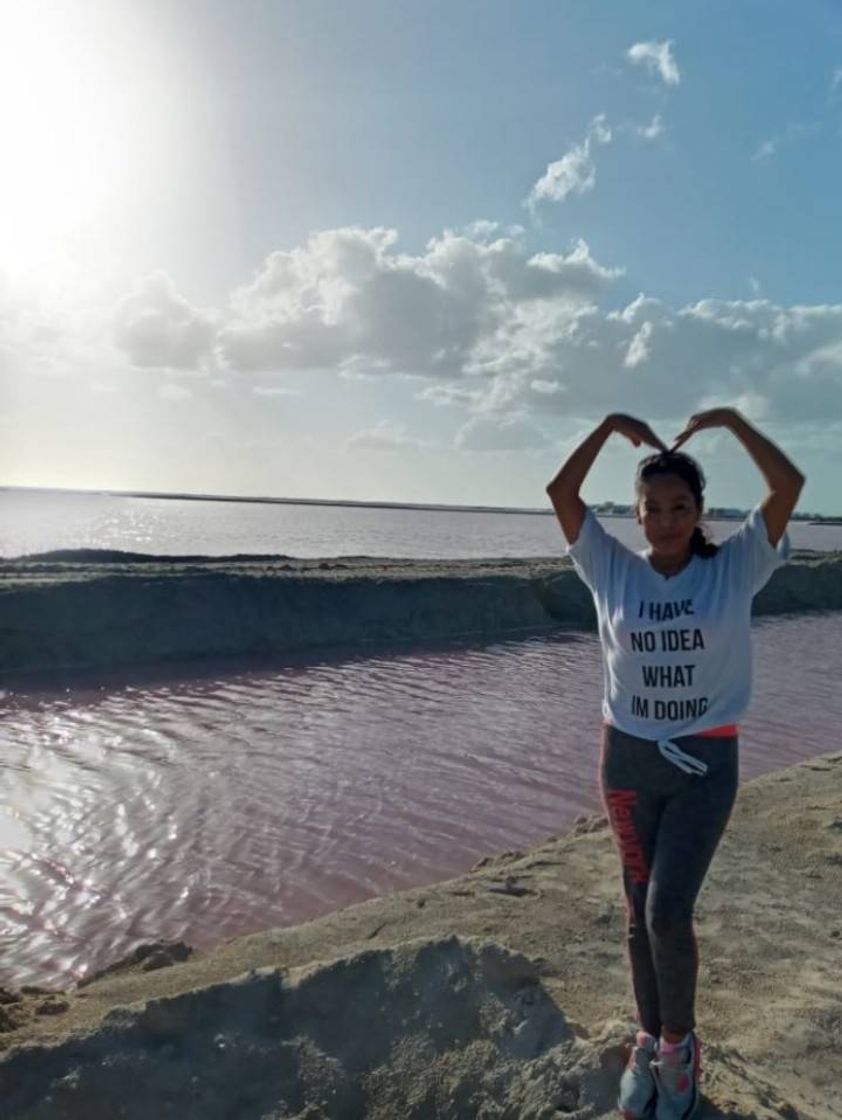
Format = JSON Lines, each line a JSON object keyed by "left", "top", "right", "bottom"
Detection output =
{"left": 3, "top": 0, "right": 842, "bottom": 512}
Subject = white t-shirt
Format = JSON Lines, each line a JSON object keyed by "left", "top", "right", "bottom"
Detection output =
{"left": 566, "top": 505, "right": 791, "bottom": 741}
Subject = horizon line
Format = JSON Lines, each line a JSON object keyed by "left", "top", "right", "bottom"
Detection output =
{"left": 0, "top": 484, "right": 831, "bottom": 521}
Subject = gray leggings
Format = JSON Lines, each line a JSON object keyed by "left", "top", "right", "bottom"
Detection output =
{"left": 599, "top": 723, "right": 738, "bottom": 1037}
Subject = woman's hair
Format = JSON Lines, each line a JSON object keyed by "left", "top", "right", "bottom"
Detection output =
{"left": 635, "top": 450, "right": 720, "bottom": 558}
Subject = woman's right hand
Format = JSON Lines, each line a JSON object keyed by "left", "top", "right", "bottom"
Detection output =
{"left": 607, "top": 414, "right": 669, "bottom": 452}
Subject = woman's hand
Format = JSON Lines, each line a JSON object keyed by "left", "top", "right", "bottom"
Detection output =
{"left": 671, "top": 407, "right": 738, "bottom": 451}
{"left": 608, "top": 414, "right": 669, "bottom": 452}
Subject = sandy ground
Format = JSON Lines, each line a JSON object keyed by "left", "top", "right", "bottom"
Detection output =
{"left": 1, "top": 751, "right": 840, "bottom": 1118}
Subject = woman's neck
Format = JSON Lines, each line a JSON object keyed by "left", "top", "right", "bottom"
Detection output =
{"left": 646, "top": 549, "right": 693, "bottom": 578}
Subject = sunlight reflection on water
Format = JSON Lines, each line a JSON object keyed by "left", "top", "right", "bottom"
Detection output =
{"left": 0, "top": 612, "right": 840, "bottom": 989}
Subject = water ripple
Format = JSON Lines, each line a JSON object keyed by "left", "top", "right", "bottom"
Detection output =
{"left": 1, "top": 613, "right": 840, "bottom": 988}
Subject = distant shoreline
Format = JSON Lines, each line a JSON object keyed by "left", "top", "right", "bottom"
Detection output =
{"left": 2, "top": 484, "right": 552, "bottom": 517}
{"left": 1, "top": 484, "right": 836, "bottom": 523}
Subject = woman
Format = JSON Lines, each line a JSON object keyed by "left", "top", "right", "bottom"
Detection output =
{"left": 545, "top": 407, "right": 804, "bottom": 1120}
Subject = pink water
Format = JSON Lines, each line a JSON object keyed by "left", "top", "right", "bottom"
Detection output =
{"left": 1, "top": 612, "right": 840, "bottom": 990}
{"left": 4, "top": 489, "right": 842, "bottom": 560}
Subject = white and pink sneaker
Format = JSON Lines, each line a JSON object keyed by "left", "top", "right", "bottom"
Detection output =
{"left": 651, "top": 1031, "right": 702, "bottom": 1120}
{"left": 617, "top": 1030, "right": 658, "bottom": 1119}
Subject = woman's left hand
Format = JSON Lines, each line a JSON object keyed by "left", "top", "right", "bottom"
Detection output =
{"left": 671, "top": 407, "right": 738, "bottom": 451}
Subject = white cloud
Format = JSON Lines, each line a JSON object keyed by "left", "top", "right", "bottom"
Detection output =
{"left": 528, "top": 143, "right": 594, "bottom": 207}
{"left": 752, "top": 123, "right": 819, "bottom": 163}
{"left": 752, "top": 138, "right": 778, "bottom": 162}
{"left": 636, "top": 114, "right": 665, "bottom": 141}
{"left": 217, "top": 226, "right": 619, "bottom": 380}
{"left": 460, "top": 219, "right": 526, "bottom": 241}
{"left": 830, "top": 67, "right": 842, "bottom": 99}
{"left": 525, "top": 116, "right": 612, "bottom": 210}
{"left": 93, "top": 254, "right": 842, "bottom": 433}
{"left": 626, "top": 41, "right": 680, "bottom": 87}
{"left": 624, "top": 320, "right": 653, "bottom": 368}
{"left": 500, "top": 295, "right": 842, "bottom": 426}
{"left": 114, "top": 272, "right": 216, "bottom": 370}
{"left": 726, "top": 391, "right": 770, "bottom": 422}
{"left": 7, "top": 224, "right": 842, "bottom": 459}
{"left": 530, "top": 379, "right": 566, "bottom": 395}
{"left": 346, "top": 419, "right": 431, "bottom": 451}
{"left": 416, "top": 384, "right": 485, "bottom": 407}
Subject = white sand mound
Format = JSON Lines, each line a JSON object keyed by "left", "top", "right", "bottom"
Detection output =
{"left": 1, "top": 937, "right": 631, "bottom": 1119}
{"left": 1, "top": 935, "right": 813, "bottom": 1120}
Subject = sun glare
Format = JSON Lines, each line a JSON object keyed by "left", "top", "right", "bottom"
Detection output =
{"left": 0, "top": 2, "right": 166, "bottom": 285}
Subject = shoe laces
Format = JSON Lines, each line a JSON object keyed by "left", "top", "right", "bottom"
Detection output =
{"left": 651, "top": 1051, "right": 692, "bottom": 1094}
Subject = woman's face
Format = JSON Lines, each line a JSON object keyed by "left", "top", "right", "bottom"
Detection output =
{"left": 635, "top": 474, "right": 701, "bottom": 556}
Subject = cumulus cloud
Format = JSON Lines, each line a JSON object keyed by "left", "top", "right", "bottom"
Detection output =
{"left": 525, "top": 116, "right": 612, "bottom": 211}
{"left": 217, "top": 226, "right": 620, "bottom": 380}
{"left": 624, "top": 320, "right": 654, "bottom": 368}
{"left": 626, "top": 41, "right": 680, "bottom": 86}
{"left": 88, "top": 234, "right": 842, "bottom": 442}
{"left": 495, "top": 294, "right": 842, "bottom": 432}
{"left": 8, "top": 222, "right": 842, "bottom": 458}
{"left": 346, "top": 419, "right": 431, "bottom": 451}
{"left": 114, "top": 272, "right": 215, "bottom": 370}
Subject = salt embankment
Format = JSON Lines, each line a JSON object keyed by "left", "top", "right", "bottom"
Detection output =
{"left": 2, "top": 548, "right": 841, "bottom": 678}
{"left": 1, "top": 752, "right": 840, "bottom": 1118}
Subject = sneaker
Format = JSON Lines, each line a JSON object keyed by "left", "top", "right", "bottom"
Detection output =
{"left": 617, "top": 1030, "right": 658, "bottom": 1119}
{"left": 651, "top": 1032, "right": 701, "bottom": 1120}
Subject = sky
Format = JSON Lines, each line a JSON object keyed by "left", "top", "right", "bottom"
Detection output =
{"left": 3, "top": 0, "right": 842, "bottom": 513}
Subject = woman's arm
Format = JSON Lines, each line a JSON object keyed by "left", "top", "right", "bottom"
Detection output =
{"left": 672, "top": 407, "right": 805, "bottom": 547}
{"left": 546, "top": 413, "right": 667, "bottom": 544}
{"left": 545, "top": 419, "right": 612, "bottom": 545}
{"left": 726, "top": 412, "right": 805, "bottom": 547}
